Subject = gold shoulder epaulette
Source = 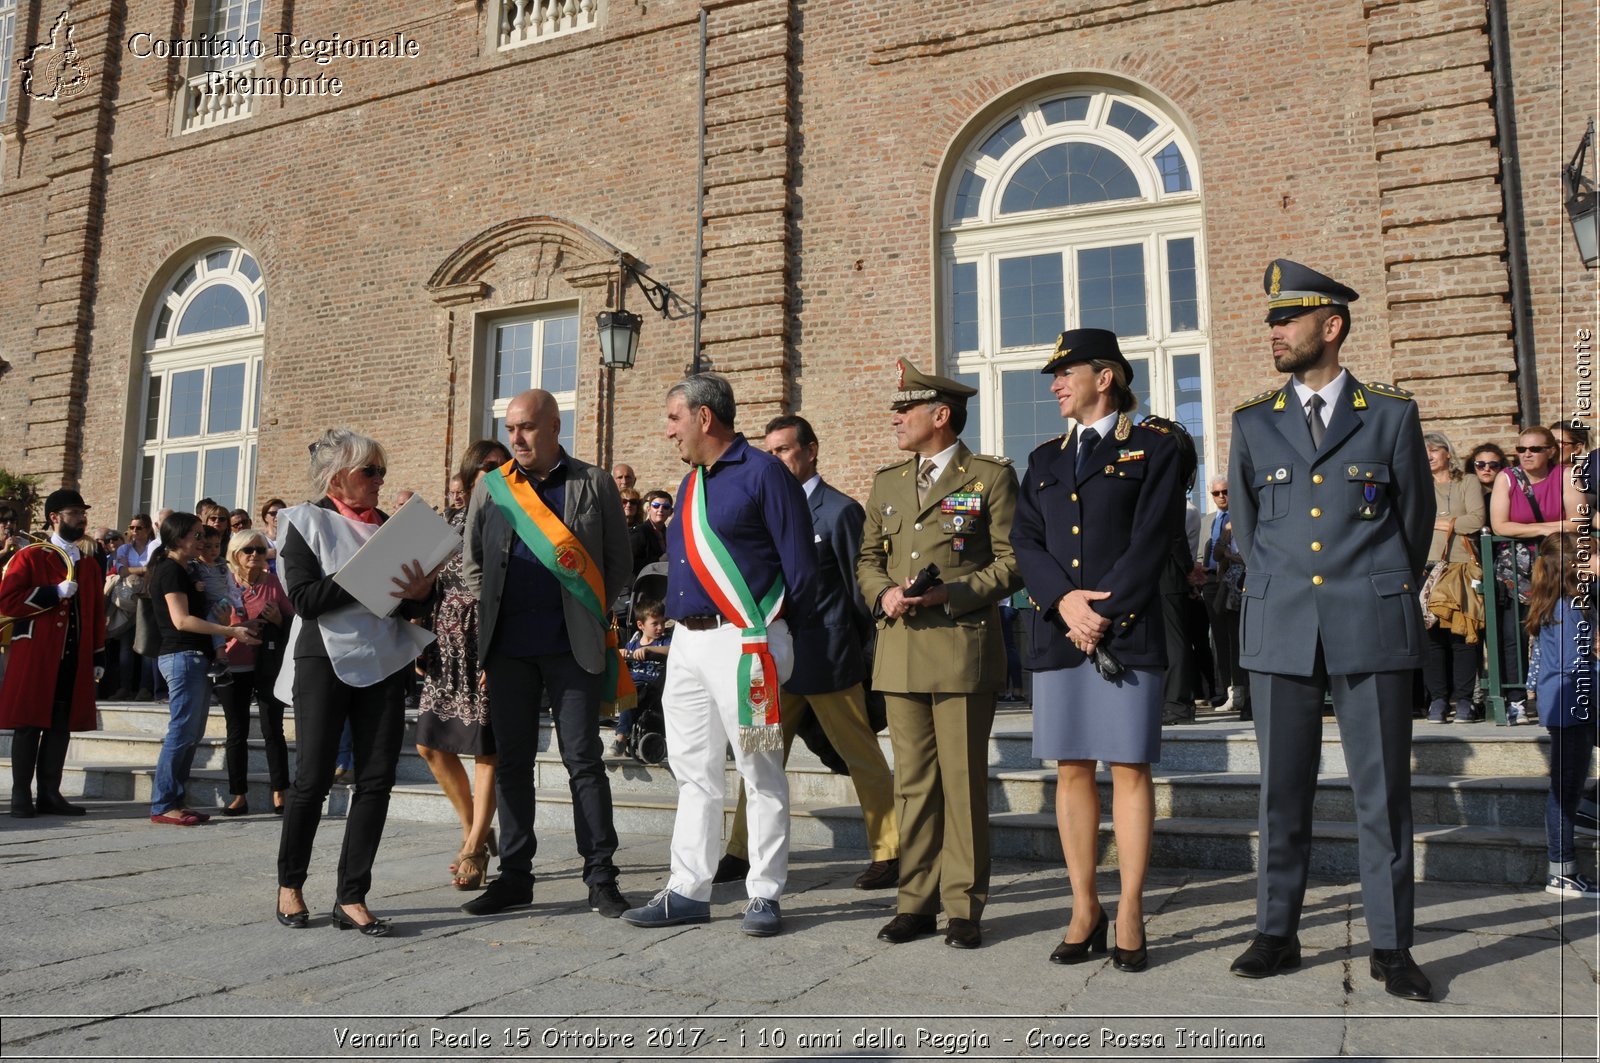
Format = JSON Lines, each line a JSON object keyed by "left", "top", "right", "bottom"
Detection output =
{"left": 1364, "top": 381, "right": 1414, "bottom": 401}
{"left": 978, "top": 453, "right": 1014, "bottom": 466}
{"left": 1137, "top": 418, "right": 1172, "bottom": 435}
{"left": 1235, "top": 388, "right": 1280, "bottom": 412}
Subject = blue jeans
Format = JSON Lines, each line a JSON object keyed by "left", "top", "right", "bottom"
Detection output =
{"left": 151, "top": 651, "right": 212, "bottom": 814}
{"left": 1546, "top": 722, "right": 1598, "bottom": 865}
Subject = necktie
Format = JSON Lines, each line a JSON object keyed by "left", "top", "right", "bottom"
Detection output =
{"left": 916, "top": 458, "right": 937, "bottom": 504}
{"left": 1075, "top": 427, "right": 1100, "bottom": 479}
{"left": 1306, "top": 394, "right": 1326, "bottom": 449}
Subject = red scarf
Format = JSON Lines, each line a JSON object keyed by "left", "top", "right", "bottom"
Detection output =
{"left": 326, "top": 495, "right": 381, "bottom": 526}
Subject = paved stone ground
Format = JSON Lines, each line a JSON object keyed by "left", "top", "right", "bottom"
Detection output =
{"left": 0, "top": 799, "right": 1595, "bottom": 1062}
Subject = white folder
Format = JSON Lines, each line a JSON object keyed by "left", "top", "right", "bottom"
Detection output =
{"left": 331, "top": 495, "right": 461, "bottom": 617}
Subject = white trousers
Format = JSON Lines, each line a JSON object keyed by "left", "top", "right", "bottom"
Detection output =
{"left": 663, "top": 619, "right": 793, "bottom": 902}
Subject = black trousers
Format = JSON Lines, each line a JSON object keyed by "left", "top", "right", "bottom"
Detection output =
{"left": 485, "top": 651, "right": 618, "bottom": 887}
{"left": 1422, "top": 624, "right": 1478, "bottom": 703}
{"left": 220, "top": 669, "right": 291, "bottom": 795}
{"left": 276, "top": 657, "right": 406, "bottom": 904}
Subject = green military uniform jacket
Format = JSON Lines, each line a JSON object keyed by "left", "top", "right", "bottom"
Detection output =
{"left": 856, "top": 443, "right": 1023, "bottom": 693}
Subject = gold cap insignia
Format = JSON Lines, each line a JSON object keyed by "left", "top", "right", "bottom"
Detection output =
{"left": 1269, "top": 263, "right": 1282, "bottom": 297}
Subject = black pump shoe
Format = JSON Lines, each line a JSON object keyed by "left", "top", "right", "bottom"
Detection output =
{"left": 1049, "top": 910, "right": 1108, "bottom": 964}
{"left": 330, "top": 904, "right": 390, "bottom": 936}
{"left": 1111, "top": 921, "right": 1148, "bottom": 972}
{"left": 275, "top": 906, "right": 309, "bottom": 928}
{"left": 35, "top": 793, "right": 86, "bottom": 816}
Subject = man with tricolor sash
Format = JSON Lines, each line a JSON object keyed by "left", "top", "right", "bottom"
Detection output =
{"left": 621, "top": 374, "right": 818, "bottom": 938}
{"left": 461, "top": 390, "right": 635, "bottom": 920}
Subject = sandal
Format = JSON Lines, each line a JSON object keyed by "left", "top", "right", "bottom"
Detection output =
{"left": 150, "top": 810, "right": 202, "bottom": 827}
{"left": 452, "top": 846, "right": 488, "bottom": 891}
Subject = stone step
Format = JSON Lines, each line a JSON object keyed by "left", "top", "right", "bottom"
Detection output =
{"left": 39, "top": 761, "right": 1592, "bottom": 887}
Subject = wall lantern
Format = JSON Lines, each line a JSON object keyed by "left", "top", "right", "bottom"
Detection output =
{"left": 1565, "top": 118, "right": 1597, "bottom": 270}
{"left": 596, "top": 255, "right": 697, "bottom": 370}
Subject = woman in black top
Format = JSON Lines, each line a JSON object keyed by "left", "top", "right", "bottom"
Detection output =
{"left": 274, "top": 428, "right": 438, "bottom": 935}
{"left": 148, "top": 512, "right": 259, "bottom": 826}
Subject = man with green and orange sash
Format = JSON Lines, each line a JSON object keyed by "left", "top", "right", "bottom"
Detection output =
{"left": 461, "top": 389, "right": 635, "bottom": 920}
{"left": 621, "top": 374, "right": 818, "bottom": 938}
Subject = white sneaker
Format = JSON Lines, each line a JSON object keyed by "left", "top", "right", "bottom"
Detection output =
{"left": 1545, "top": 872, "right": 1600, "bottom": 899}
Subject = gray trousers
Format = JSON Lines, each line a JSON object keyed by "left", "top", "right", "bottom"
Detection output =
{"left": 1251, "top": 651, "right": 1415, "bottom": 948}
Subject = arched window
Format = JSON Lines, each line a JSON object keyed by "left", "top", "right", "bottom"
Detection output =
{"left": 940, "top": 86, "right": 1212, "bottom": 503}
{"left": 137, "top": 245, "right": 266, "bottom": 515}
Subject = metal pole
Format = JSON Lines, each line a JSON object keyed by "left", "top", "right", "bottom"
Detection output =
{"left": 1487, "top": 0, "right": 1539, "bottom": 426}
{"left": 692, "top": 6, "right": 707, "bottom": 375}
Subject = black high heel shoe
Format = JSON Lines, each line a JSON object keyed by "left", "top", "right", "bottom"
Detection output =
{"left": 1049, "top": 910, "right": 1108, "bottom": 964}
{"left": 1111, "top": 921, "right": 1148, "bottom": 972}
{"left": 275, "top": 906, "right": 309, "bottom": 928}
{"left": 330, "top": 903, "right": 391, "bottom": 937}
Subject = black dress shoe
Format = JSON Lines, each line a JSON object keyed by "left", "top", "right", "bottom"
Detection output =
{"left": 712, "top": 853, "right": 750, "bottom": 885}
{"left": 854, "top": 858, "right": 899, "bottom": 890}
{"left": 1111, "top": 921, "right": 1148, "bottom": 972}
{"left": 9, "top": 796, "right": 36, "bottom": 819}
{"left": 460, "top": 876, "right": 534, "bottom": 916}
{"left": 1370, "top": 948, "right": 1432, "bottom": 1001}
{"left": 34, "top": 794, "right": 86, "bottom": 816}
{"left": 877, "top": 912, "right": 937, "bottom": 944}
{"left": 330, "top": 904, "right": 390, "bottom": 936}
{"left": 221, "top": 801, "right": 249, "bottom": 817}
{"left": 1049, "top": 910, "right": 1108, "bottom": 964}
{"left": 1229, "top": 932, "right": 1301, "bottom": 978}
{"left": 944, "top": 917, "right": 982, "bottom": 949}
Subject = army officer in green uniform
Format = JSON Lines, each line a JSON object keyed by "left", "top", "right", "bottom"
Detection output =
{"left": 1227, "top": 259, "right": 1436, "bottom": 1001}
{"left": 857, "top": 360, "right": 1022, "bottom": 950}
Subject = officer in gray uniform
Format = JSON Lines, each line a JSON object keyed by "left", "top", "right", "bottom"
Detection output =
{"left": 1226, "top": 259, "right": 1436, "bottom": 1001}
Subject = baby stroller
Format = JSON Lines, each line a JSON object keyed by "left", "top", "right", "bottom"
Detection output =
{"left": 626, "top": 561, "right": 669, "bottom": 765}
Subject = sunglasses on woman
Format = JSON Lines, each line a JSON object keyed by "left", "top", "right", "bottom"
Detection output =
{"left": 1514, "top": 445, "right": 1549, "bottom": 454}
{"left": 238, "top": 546, "right": 267, "bottom": 555}
{"left": 356, "top": 464, "right": 387, "bottom": 478}
{"left": 1473, "top": 460, "right": 1503, "bottom": 470}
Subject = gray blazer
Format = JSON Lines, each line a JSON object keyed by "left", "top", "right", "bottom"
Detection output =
{"left": 462, "top": 454, "right": 632, "bottom": 675}
{"left": 1228, "top": 373, "right": 1435, "bottom": 677}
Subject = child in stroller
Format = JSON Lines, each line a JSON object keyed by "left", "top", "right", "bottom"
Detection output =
{"left": 613, "top": 562, "right": 671, "bottom": 762}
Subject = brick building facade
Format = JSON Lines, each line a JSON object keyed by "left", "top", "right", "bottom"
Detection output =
{"left": 0, "top": 0, "right": 1593, "bottom": 522}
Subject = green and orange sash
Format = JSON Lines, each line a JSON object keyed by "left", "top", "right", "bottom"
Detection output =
{"left": 483, "top": 462, "right": 635, "bottom": 711}
{"left": 681, "top": 464, "right": 785, "bottom": 752}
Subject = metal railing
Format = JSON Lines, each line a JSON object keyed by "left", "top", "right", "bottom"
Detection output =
{"left": 1479, "top": 531, "right": 1531, "bottom": 726}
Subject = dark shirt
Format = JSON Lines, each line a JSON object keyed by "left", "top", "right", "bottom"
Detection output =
{"left": 148, "top": 557, "right": 213, "bottom": 656}
{"left": 490, "top": 457, "right": 572, "bottom": 659}
{"left": 664, "top": 434, "right": 818, "bottom": 624}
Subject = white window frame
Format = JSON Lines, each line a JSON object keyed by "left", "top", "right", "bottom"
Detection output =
{"left": 478, "top": 306, "right": 580, "bottom": 454}
{"left": 175, "top": 0, "right": 263, "bottom": 134}
{"left": 137, "top": 246, "right": 265, "bottom": 515}
{"left": 939, "top": 86, "right": 1214, "bottom": 503}
{"left": 0, "top": 0, "right": 17, "bottom": 126}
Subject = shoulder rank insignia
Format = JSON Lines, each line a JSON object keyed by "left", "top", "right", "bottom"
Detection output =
{"left": 1364, "top": 381, "right": 1414, "bottom": 401}
{"left": 978, "top": 454, "right": 1013, "bottom": 467}
{"left": 1235, "top": 388, "right": 1280, "bottom": 412}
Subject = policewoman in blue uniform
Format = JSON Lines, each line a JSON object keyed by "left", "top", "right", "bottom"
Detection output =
{"left": 1009, "top": 329, "right": 1185, "bottom": 972}
{"left": 1226, "top": 260, "right": 1436, "bottom": 1001}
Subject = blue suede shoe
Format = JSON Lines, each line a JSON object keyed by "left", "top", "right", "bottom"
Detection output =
{"left": 621, "top": 888, "right": 710, "bottom": 928}
{"left": 741, "top": 897, "right": 782, "bottom": 937}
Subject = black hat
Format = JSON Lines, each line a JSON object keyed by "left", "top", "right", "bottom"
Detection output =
{"left": 1263, "top": 258, "right": 1359, "bottom": 324}
{"left": 890, "top": 358, "right": 978, "bottom": 410}
{"left": 43, "top": 489, "right": 89, "bottom": 516}
{"left": 1040, "top": 328, "right": 1134, "bottom": 386}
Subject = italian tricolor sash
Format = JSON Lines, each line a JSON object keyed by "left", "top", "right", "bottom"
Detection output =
{"left": 681, "top": 464, "right": 785, "bottom": 752}
{"left": 483, "top": 462, "right": 635, "bottom": 710}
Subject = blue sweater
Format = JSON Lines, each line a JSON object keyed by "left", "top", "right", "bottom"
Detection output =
{"left": 1533, "top": 599, "right": 1599, "bottom": 728}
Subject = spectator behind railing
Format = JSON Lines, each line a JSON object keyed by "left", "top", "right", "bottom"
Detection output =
{"left": 1488, "top": 426, "right": 1570, "bottom": 723}
{"left": 1421, "top": 432, "right": 1486, "bottom": 724}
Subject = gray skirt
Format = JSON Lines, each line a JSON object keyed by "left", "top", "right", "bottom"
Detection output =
{"left": 1031, "top": 661, "right": 1163, "bottom": 765}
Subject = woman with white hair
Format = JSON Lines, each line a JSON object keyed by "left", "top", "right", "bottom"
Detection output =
{"left": 1423, "top": 431, "right": 1486, "bottom": 723}
{"left": 218, "top": 527, "right": 293, "bottom": 815}
{"left": 274, "top": 428, "right": 440, "bottom": 935}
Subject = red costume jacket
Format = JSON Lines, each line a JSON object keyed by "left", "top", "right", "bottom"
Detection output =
{"left": 0, "top": 544, "right": 106, "bottom": 731}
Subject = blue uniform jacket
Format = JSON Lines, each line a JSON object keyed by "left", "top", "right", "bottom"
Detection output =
{"left": 664, "top": 434, "right": 819, "bottom": 628}
{"left": 785, "top": 478, "right": 874, "bottom": 695}
{"left": 1010, "top": 418, "right": 1185, "bottom": 670}
{"left": 1534, "top": 600, "right": 1599, "bottom": 729}
{"left": 1228, "top": 374, "right": 1434, "bottom": 676}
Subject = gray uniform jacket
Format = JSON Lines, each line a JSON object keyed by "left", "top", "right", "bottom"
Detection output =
{"left": 461, "top": 456, "right": 632, "bottom": 676}
{"left": 1227, "top": 374, "right": 1434, "bottom": 676}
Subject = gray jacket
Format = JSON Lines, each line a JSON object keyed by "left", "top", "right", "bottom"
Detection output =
{"left": 462, "top": 454, "right": 631, "bottom": 675}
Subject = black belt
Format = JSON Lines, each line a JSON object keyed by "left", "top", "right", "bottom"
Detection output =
{"left": 677, "top": 615, "right": 728, "bottom": 631}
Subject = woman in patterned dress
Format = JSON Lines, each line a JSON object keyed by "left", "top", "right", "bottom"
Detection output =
{"left": 416, "top": 439, "right": 511, "bottom": 889}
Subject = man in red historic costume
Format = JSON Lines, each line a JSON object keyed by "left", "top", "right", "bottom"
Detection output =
{"left": 1, "top": 489, "right": 106, "bottom": 817}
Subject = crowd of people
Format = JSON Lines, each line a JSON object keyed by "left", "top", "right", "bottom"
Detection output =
{"left": 1, "top": 257, "right": 1594, "bottom": 994}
